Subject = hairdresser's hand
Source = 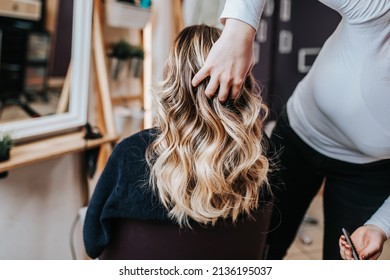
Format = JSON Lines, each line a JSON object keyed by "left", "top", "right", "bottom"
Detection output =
{"left": 191, "top": 18, "right": 256, "bottom": 102}
{"left": 339, "top": 224, "right": 387, "bottom": 260}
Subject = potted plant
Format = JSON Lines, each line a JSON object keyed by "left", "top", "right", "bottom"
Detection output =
{"left": 0, "top": 132, "right": 14, "bottom": 179}
{"left": 0, "top": 132, "right": 13, "bottom": 162}
{"left": 109, "top": 39, "right": 133, "bottom": 79}
{"left": 129, "top": 45, "right": 144, "bottom": 78}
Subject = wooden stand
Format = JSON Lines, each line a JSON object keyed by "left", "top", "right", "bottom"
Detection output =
{"left": 92, "top": 0, "right": 118, "bottom": 178}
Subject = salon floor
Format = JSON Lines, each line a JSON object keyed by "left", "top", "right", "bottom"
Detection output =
{"left": 285, "top": 190, "right": 390, "bottom": 260}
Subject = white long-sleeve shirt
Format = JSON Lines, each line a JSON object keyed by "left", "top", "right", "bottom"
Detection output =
{"left": 220, "top": 0, "right": 267, "bottom": 31}
{"left": 287, "top": 0, "right": 390, "bottom": 164}
{"left": 366, "top": 196, "right": 390, "bottom": 239}
{"left": 220, "top": 0, "right": 390, "bottom": 238}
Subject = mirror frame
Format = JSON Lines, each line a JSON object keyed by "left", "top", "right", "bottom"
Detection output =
{"left": 0, "top": 0, "right": 93, "bottom": 141}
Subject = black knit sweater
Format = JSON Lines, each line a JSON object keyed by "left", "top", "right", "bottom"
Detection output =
{"left": 83, "top": 128, "right": 274, "bottom": 259}
{"left": 83, "top": 128, "right": 172, "bottom": 258}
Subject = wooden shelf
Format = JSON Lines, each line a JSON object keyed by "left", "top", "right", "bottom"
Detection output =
{"left": 0, "top": 132, "right": 118, "bottom": 173}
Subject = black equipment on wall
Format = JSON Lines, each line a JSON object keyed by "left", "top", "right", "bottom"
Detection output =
{"left": 253, "top": 0, "right": 341, "bottom": 120}
{"left": 0, "top": 0, "right": 46, "bottom": 117}
{"left": 0, "top": 27, "right": 29, "bottom": 100}
{"left": 252, "top": 0, "right": 278, "bottom": 117}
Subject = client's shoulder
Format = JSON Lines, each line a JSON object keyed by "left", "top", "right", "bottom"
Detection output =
{"left": 115, "top": 128, "right": 158, "bottom": 152}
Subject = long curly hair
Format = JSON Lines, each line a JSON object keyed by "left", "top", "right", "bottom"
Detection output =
{"left": 146, "top": 24, "right": 270, "bottom": 227}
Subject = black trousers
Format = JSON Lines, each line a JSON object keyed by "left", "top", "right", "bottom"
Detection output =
{"left": 266, "top": 107, "right": 390, "bottom": 260}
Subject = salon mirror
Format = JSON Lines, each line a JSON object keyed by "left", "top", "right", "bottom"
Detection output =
{"left": 0, "top": 0, "right": 92, "bottom": 141}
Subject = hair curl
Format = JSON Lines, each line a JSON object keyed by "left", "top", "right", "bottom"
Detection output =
{"left": 147, "top": 25, "right": 270, "bottom": 227}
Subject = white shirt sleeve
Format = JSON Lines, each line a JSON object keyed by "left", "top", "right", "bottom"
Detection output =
{"left": 319, "top": 0, "right": 390, "bottom": 24}
{"left": 220, "top": 0, "right": 267, "bottom": 31}
{"left": 365, "top": 196, "right": 390, "bottom": 239}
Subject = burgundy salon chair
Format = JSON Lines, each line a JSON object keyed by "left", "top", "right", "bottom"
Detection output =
{"left": 99, "top": 202, "right": 274, "bottom": 260}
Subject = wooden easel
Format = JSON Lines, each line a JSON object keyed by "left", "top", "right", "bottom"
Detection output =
{"left": 92, "top": 0, "right": 116, "bottom": 139}
{"left": 57, "top": 0, "right": 116, "bottom": 141}
{"left": 56, "top": 65, "right": 71, "bottom": 114}
{"left": 54, "top": 0, "right": 117, "bottom": 200}
{"left": 76, "top": 0, "right": 118, "bottom": 199}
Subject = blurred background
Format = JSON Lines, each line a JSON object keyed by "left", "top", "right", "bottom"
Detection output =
{"left": 0, "top": 0, "right": 388, "bottom": 260}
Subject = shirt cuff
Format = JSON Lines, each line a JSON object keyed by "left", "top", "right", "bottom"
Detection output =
{"left": 220, "top": 0, "right": 266, "bottom": 32}
{"left": 365, "top": 198, "right": 390, "bottom": 239}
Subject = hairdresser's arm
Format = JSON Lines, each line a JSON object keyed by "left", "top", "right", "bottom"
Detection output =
{"left": 192, "top": 0, "right": 266, "bottom": 102}
{"left": 339, "top": 197, "right": 390, "bottom": 260}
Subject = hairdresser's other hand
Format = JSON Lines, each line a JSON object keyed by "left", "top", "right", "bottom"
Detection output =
{"left": 191, "top": 18, "right": 256, "bottom": 102}
{"left": 339, "top": 224, "right": 387, "bottom": 260}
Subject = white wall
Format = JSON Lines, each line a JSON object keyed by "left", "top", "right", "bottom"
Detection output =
{"left": 150, "top": 0, "right": 174, "bottom": 84}
{"left": 183, "top": 0, "right": 225, "bottom": 27}
{"left": 0, "top": 154, "right": 85, "bottom": 259}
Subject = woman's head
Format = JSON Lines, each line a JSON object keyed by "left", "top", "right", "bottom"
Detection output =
{"left": 162, "top": 24, "right": 220, "bottom": 95}
{"left": 147, "top": 25, "right": 270, "bottom": 227}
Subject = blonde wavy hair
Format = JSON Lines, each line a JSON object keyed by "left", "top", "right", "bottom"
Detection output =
{"left": 147, "top": 25, "right": 270, "bottom": 227}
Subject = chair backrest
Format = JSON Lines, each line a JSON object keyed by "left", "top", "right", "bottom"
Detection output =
{"left": 99, "top": 201, "right": 273, "bottom": 260}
